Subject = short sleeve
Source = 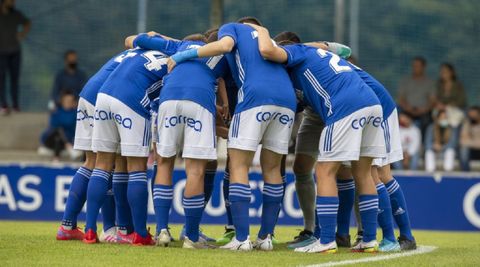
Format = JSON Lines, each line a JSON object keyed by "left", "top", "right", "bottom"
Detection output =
{"left": 134, "top": 34, "right": 182, "bottom": 56}
{"left": 282, "top": 44, "right": 307, "bottom": 67}
{"left": 218, "top": 23, "right": 238, "bottom": 45}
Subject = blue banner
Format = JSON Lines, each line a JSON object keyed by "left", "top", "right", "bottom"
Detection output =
{"left": 0, "top": 164, "right": 479, "bottom": 231}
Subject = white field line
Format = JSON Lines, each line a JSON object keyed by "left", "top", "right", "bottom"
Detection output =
{"left": 301, "top": 245, "right": 438, "bottom": 267}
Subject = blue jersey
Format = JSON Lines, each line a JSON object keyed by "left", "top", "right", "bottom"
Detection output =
{"left": 78, "top": 50, "right": 131, "bottom": 105}
{"left": 99, "top": 48, "right": 168, "bottom": 118}
{"left": 282, "top": 44, "right": 380, "bottom": 125}
{"left": 218, "top": 23, "right": 296, "bottom": 113}
{"left": 349, "top": 63, "right": 396, "bottom": 119}
{"left": 134, "top": 34, "right": 229, "bottom": 115}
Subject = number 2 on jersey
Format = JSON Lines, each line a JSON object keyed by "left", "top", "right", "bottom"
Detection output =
{"left": 316, "top": 49, "right": 352, "bottom": 74}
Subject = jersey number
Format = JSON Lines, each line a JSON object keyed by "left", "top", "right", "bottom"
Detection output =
{"left": 114, "top": 52, "right": 137, "bottom": 63}
{"left": 316, "top": 49, "right": 352, "bottom": 74}
{"left": 142, "top": 51, "right": 168, "bottom": 71}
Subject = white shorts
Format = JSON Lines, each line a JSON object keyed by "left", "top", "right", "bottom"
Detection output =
{"left": 156, "top": 100, "right": 216, "bottom": 160}
{"left": 92, "top": 93, "right": 151, "bottom": 157}
{"left": 74, "top": 97, "right": 95, "bottom": 151}
{"left": 318, "top": 105, "right": 386, "bottom": 162}
{"left": 295, "top": 106, "right": 324, "bottom": 158}
{"left": 151, "top": 111, "right": 159, "bottom": 144}
{"left": 372, "top": 109, "right": 403, "bottom": 166}
{"left": 228, "top": 105, "right": 295, "bottom": 155}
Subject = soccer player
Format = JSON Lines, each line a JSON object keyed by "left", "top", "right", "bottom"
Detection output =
{"left": 132, "top": 32, "right": 229, "bottom": 249}
{"left": 56, "top": 50, "right": 134, "bottom": 241}
{"left": 168, "top": 17, "right": 297, "bottom": 251}
{"left": 249, "top": 24, "right": 385, "bottom": 253}
{"left": 83, "top": 45, "right": 168, "bottom": 245}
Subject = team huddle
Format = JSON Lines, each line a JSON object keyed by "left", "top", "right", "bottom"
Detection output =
{"left": 56, "top": 16, "right": 417, "bottom": 253}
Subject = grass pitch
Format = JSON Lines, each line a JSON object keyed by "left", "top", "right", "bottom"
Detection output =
{"left": 0, "top": 221, "right": 479, "bottom": 266}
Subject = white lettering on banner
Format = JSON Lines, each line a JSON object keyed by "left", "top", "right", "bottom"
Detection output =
{"left": 284, "top": 183, "right": 303, "bottom": 218}
{"left": 463, "top": 183, "right": 480, "bottom": 228}
{"left": 55, "top": 176, "right": 73, "bottom": 212}
{"left": 17, "top": 175, "right": 42, "bottom": 211}
{"left": 0, "top": 174, "right": 17, "bottom": 210}
{"left": 205, "top": 183, "right": 225, "bottom": 216}
{"left": 173, "top": 179, "right": 187, "bottom": 216}
{"left": 249, "top": 180, "right": 259, "bottom": 217}
{"left": 148, "top": 180, "right": 154, "bottom": 215}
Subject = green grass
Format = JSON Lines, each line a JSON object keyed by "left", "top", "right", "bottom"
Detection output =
{"left": 0, "top": 221, "right": 479, "bottom": 266}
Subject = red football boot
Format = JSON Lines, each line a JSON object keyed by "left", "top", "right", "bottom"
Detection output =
{"left": 131, "top": 232, "right": 154, "bottom": 246}
{"left": 82, "top": 229, "right": 99, "bottom": 244}
{"left": 56, "top": 226, "right": 85, "bottom": 241}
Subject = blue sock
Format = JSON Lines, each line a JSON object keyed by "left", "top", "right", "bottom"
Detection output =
{"left": 127, "top": 171, "right": 148, "bottom": 237}
{"left": 359, "top": 195, "right": 379, "bottom": 242}
{"left": 183, "top": 194, "right": 205, "bottom": 242}
{"left": 85, "top": 169, "right": 111, "bottom": 232}
{"left": 386, "top": 178, "right": 414, "bottom": 240}
{"left": 101, "top": 176, "right": 116, "bottom": 231}
{"left": 113, "top": 172, "right": 133, "bottom": 233}
{"left": 204, "top": 169, "right": 216, "bottom": 204}
{"left": 223, "top": 168, "right": 234, "bottom": 227}
{"left": 153, "top": 184, "right": 173, "bottom": 233}
{"left": 258, "top": 183, "right": 284, "bottom": 238}
{"left": 376, "top": 183, "right": 396, "bottom": 242}
{"left": 229, "top": 183, "right": 251, "bottom": 241}
{"left": 316, "top": 196, "right": 339, "bottom": 244}
{"left": 337, "top": 179, "right": 355, "bottom": 236}
{"left": 62, "top": 167, "right": 91, "bottom": 229}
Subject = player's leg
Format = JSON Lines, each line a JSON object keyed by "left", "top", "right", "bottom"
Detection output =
{"left": 112, "top": 155, "right": 135, "bottom": 244}
{"left": 152, "top": 154, "right": 175, "bottom": 246}
{"left": 378, "top": 109, "right": 416, "bottom": 250}
{"left": 372, "top": 165, "right": 400, "bottom": 252}
{"left": 84, "top": 151, "right": 116, "bottom": 243}
{"left": 57, "top": 151, "right": 96, "bottom": 240}
{"left": 99, "top": 171, "right": 116, "bottom": 243}
{"left": 255, "top": 148, "right": 284, "bottom": 251}
{"left": 217, "top": 155, "right": 236, "bottom": 244}
{"left": 335, "top": 165, "right": 355, "bottom": 248}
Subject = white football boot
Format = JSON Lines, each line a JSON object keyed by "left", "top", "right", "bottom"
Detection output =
{"left": 220, "top": 236, "right": 253, "bottom": 251}
{"left": 294, "top": 240, "right": 337, "bottom": 253}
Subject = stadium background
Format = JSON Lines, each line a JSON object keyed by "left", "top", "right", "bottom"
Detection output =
{"left": 14, "top": 0, "right": 480, "bottom": 111}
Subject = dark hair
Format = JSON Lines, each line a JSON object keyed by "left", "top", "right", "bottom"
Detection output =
{"left": 206, "top": 30, "right": 219, "bottom": 43}
{"left": 60, "top": 89, "right": 75, "bottom": 98}
{"left": 204, "top": 28, "right": 219, "bottom": 39}
{"left": 64, "top": 49, "right": 77, "bottom": 59}
{"left": 273, "top": 31, "right": 301, "bottom": 44}
{"left": 469, "top": 106, "right": 480, "bottom": 113}
{"left": 183, "top": 33, "right": 207, "bottom": 42}
{"left": 412, "top": 56, "right": 427, "bottom": 66}
{"left": 237, "top": 16, "right": 262, "bottom": 26}
{"left": 440, "top": 62, "right": 457, "bottom": 81}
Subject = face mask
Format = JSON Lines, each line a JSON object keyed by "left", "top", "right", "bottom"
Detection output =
{"left": 470, "top": 118, "right": 479, "bottom": 124}
{"left": 439, "top": 120, "right": 449, "bottom": 128}
{"left": 68, "top": 62, "right": 78, "bottom": 70}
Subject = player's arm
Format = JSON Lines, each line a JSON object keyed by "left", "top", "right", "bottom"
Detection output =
{"left": 167, "top": 36, "right": 235, "bottom": 72}
{"left": 243, "top": 23, "right": 288, "bottom": 63}
{"left": 304, "top": 41, "right": 352, "bottom": 59}
{"left": 130, "top": 33, "right": 181, "bottom": 55}
{"left": 216, "top": 78, "right": 230, "bottom": 120}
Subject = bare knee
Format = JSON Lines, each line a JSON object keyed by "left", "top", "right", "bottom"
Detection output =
{"left": 83, "top": 151, "right": 97, "bottom": 170}
{"left": 127, "top": 157, "right": 148, "bottom": 172}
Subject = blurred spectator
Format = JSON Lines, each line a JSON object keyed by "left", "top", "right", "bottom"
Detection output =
{"left": 424, "top": 109, "right": 457, "bottom": 172}
{"left": 39, "top": 91, "right": 82, "bottom": 161}
{"left": 436, "top": 63, "right": 466, "bottom": 110}
{"left": 393, "top": 112, "right": 421, "bottom": 170}
{"left": 49, "top": 50, "right": 86, "bottom": 110}
{"left": 0, "top": 0, "right": 31, "bottom": 115}
{"left": 459, "top": 107, "right": 480, "bottom": 171}
{"left": 397, "top": 56, "right": 436, "bottom": 135}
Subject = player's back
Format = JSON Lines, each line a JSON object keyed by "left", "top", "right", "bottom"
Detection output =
{"left": 79, "top": 50, "right": 135, "bottom": 105}
{"left": 349, "top": 63, "right": 396, "bottom": 118}
{"left": 99, "top": 48, "right": 168, "bottom": 117}
{"left": 161, "top": 40, "right": 227, "bottom": 115}
{"left": 219, "top": 23, "right": 296, "bottom": 113}
{"left": 284, "top": 44, "right": 379, "bottom": 124}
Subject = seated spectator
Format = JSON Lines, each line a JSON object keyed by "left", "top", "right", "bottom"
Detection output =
{"left": 397, "top": 56, "right": 436, "bottom": 136}
{"left": 459, "top": 107, "right": 480, "bottom": 171}
{"left": 392, "top": 112, "right": 421, "bottom": 170}
{"left": 436, "top": 63, "right": 466, "bottom": 110}
{"left": 424, "top": 109, "right": 457, "bottom": 172}
{"left": 38, "top": 91, "right": 82, "bottom": 161}
{"left": 48, "top": 50, "right": 86, "bottom": 110}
